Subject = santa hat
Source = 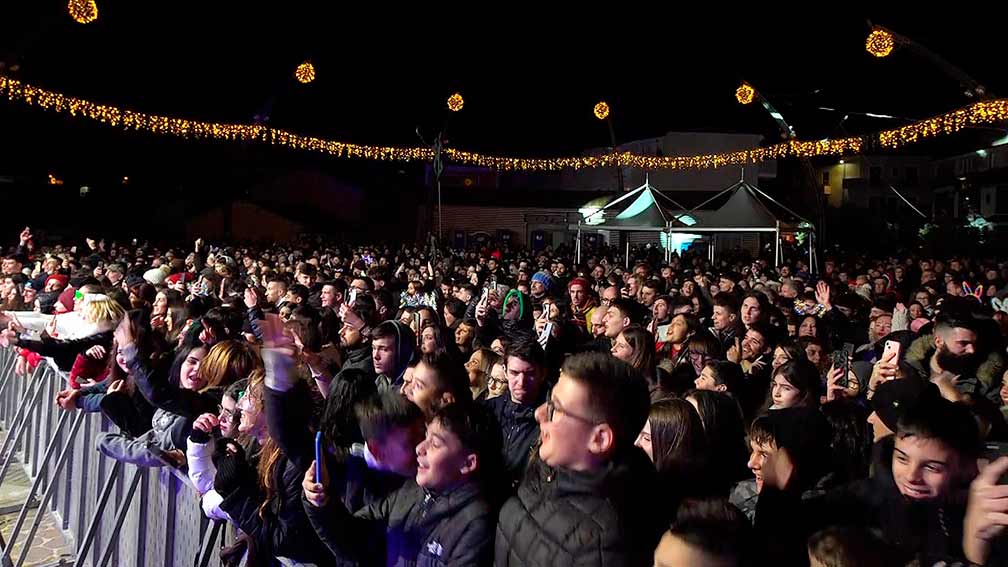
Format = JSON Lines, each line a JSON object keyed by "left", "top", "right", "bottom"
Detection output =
{"left": 165, "top": 272, "right": 196, "bottom": 286}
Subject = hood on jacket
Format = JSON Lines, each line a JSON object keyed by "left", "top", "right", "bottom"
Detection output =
{"left": 384, "top": 320, "right": 416, "bottom": 383}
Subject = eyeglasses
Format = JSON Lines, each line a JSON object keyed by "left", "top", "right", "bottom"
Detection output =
{"left": 545, "top": 398, "right": 601, "bottom": 425}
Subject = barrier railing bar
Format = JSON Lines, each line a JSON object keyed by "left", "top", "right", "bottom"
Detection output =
{"left": 0, "top": 353, "right": 20, "bottom": 409}
{"left": 0, "top": 375, "right": 48, "bottom": 491}
{"left": 1, "top": 408, "right": 71, "bottom": 560}
{"left": 96, "top": 467, "right": 143, "bottom": 567}
{"left": 13, "top": 411, "right": 85, "bottom": 567}
{"left": 74, "top": 459, "right": 121, "bottom": 567}
{"left": 195, "top": 520, "right": 223, "bottom": 567}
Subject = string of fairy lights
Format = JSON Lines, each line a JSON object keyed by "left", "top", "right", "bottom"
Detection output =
{"left": 19, "top": 7, "right": 1008, "bottom": 171}
{"left": 2, "top": 72, "right": 1005, "bottom": 171}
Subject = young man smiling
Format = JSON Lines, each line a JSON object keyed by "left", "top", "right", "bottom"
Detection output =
{"left": 754, "top": 390, "right": 980, "bottom": 565}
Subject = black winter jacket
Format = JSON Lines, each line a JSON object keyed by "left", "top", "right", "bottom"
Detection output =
{"left": 485, "top": 392, "right": 542, "bottom": 490}
{"left": 495, "top": 448, "right": 662, "bottom": 567}
{"left": 15, "top": 330, "right": 113, "bottom": 371}
{"left": 305, "top": 479, "right": 494, "bottom": 567}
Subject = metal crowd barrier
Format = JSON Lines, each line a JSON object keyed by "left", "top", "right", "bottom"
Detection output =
{"left": 0, "top": 347, "right": 237, "bottom": 567}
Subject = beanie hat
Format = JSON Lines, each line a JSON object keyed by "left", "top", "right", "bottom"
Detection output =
{"left": 531, "top": 271, "right": 554, "bottom": 291}
{"left": 567, "top": 276, "right": 590, "bottom": 290}
{"left": 870, "top": 378, "right": 937, "bottom": 433}
{"left": 143, "top": 266, "right": 169, "bottom": 285}
{"left": 44, "top": 274, "right": 69, "bottom": 289}
{"left": 25, "top": 276, "right": 46, "bottom": 292}
{"left": 910, "top": 317, "right": 930, "bottom": 334}
{"left": 125, "top": 275, "right": 145, "bottom": 289}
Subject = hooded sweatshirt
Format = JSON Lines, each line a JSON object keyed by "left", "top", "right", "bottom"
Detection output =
{"left": 374, "top": 320, "right": 416, "bottom": 394}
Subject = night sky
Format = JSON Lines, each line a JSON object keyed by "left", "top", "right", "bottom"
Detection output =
{"left": 1, "top": 8, "right": 1003, "bottom": 154}
{"left": 0, "top": 6, "right": 1003, "bottom": 240}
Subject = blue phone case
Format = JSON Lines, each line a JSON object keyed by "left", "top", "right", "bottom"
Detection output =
{"left": 314, "top": 431, "right": 323, "bottom": 481}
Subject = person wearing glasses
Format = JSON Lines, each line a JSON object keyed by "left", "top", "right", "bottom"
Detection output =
{"left": 484, "top": 338, "right": 547, "bottom": 490}
{"left": 495, "top": 352, "right": 661, "bottom": 567}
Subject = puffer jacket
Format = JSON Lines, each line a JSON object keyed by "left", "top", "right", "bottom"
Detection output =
{"left": 905, "top": 333, "right": 1005, "bottom": 404}
{"left": 304, "top": 479, "right": 494, "bottom": 567}
{"left": 339, "top": 343, "right": 376, "bottom": 379}
{"left": 495, "top": 448, "right": 661, "bottom": 567}
{"left": 485, "top": 392, "right": 543, "bottom": 490}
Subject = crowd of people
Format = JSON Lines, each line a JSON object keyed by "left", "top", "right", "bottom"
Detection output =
{"left": 3, "top": 224, "right": 1008, "bottom": 566}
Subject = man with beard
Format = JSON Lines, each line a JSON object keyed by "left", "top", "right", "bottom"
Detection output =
{"left": 903, "top": 302, "right": 999, "bottom": 402}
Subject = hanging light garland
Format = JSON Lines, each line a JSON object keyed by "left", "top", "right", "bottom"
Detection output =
{"left": 879, "top": 99, "right": 1008, "bottom": 148}
{"left": 294, "top": 61, "right": 316, "bottom": 84}
{"left": 67, "top": 0, "right": 98, "bottom": 24}
{"left": 0, "top": 73, "right": 1003, "bottom": 171}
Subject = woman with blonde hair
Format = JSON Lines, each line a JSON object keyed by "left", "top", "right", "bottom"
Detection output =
{"left": 464, "top": 347, "right": 501, "bottom": 401}
{"left": 0, "top": 285, "right": 121, "bottom": 341}
{"left": 0, "top": 293, "right": 126, "bottom": 375}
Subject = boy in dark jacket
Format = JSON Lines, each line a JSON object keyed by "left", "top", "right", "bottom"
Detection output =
{"left": 754, "top": 389, "right": 980, "bottom": 566}
{"left": 303, "top": 402, "right": 501, "bottom": 567}
{"left": 495, "top": 352, "right": 661, "bottom": 567}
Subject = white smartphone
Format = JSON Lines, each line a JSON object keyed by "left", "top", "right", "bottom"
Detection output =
{"left": 882, "top": 340, "right": 901, "bottom": 363}
{"left": 348, "top": 288, "right": 357, "bottom": 307}
{"left": 538, "top": 322, "right": 553, "bottom": 348}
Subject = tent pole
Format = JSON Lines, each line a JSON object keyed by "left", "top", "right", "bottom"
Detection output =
{"left": 663, "top": 231, "right": 668, "bottom": 265}
{"left": 775, "top": 221, "right": 781, "bottom": 268}
{"left": 807, "top": 231, "right": 813, "bottom": 274}
{"left": 576, "top": 224, "right": 582, "bottom": 265}
{"left": 625, "top": 239, "right": 630, "bottom": 270}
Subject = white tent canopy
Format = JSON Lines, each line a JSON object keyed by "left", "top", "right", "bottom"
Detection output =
{"left": 575, "top": 175, "right": 816, "bottom": 269}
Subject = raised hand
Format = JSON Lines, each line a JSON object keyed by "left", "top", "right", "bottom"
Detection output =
{"left": 244, "top": 287, "right": 258, "bottom": 310}
{"left": 113, "top": 316, "right": 136, "bottom": 349}
{"left": 964, "top": 456, "right": 1008, "bottom": 564}
{"left": 815, "top": 281, "right": 832, "bottom": 309}
{"left": 726, "top": 337, "right": 742, "bottom": 364}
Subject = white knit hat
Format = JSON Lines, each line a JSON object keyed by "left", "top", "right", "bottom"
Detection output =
{"left": 143, "top": 266, "right": 169, "bottom": 285}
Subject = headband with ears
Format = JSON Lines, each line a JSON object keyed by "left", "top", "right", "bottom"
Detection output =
{"left": 962, "top": 282, "right": 984, "bottom": 302}
{"left": 992, "top": 297, "right": 1008, "bottom": 314}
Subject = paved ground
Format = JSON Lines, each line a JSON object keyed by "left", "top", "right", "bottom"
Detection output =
{"left": 0, "top": 454, "right": 74, "bottom": 567}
